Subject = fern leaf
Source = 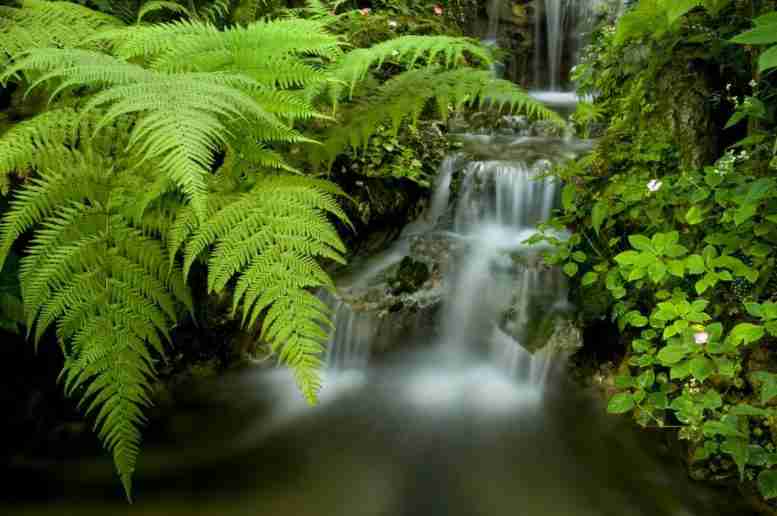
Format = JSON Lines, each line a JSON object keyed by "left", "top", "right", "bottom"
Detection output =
{"left": 180, "top": 175, "right": 349, "bottom": 401}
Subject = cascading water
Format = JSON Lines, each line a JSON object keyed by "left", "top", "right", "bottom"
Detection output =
{"left": 533, "top": 0, "right": 602, "bottom": 92}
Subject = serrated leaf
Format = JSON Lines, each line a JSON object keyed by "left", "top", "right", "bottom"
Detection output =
{"left": 728, "top": 323, "right": 765, "bottom": 346}
{"left": 657, "top": 344, "right": 690, "bottom": 365}
{"left": 689, "top": 356, "right": 715, "bottom": 382}
{"left": 607, "top": 392, "right": 635, "bottom": 414}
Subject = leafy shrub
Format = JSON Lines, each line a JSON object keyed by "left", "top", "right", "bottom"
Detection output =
{"left": 537, "top": 0, "right": 777, "bottom": 501}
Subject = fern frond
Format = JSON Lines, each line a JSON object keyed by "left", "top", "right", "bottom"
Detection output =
{"left": 6, "top": 49, "right": 309, "bottom": 220}
{"left": 313, "top": 68, "right": 561, "bottom": 166}
{"left": 329, "top": 35, "right": 494, "bottom": 97}
{"left": 179, "top": 174, "right": 349, "bottom": 402}
{"left": 0, "top": 134, "right": 191, "bottom": 500}
{"left": 0, "top": 0, "right": 123, "bottom": 60}
{"left": 136, "top": 1, "right": 192, "bottom": 24}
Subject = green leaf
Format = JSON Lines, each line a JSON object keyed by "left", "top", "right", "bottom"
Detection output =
{"left": 628, "top": 234, "right": 653, "bottom": 252}
{"left": 730, "top": 404, "right": 768, "bottom": 417}
{"left": 695, "top": 272, "right": 718, "bottom": 294}
{"left": 648, "top": 261, "right": 668, "bottom": 283}
{"left": 721, "top": 437, "right": 749, "bottom": 480}
{"left": 731, "top": 24, "right": 777, "bottom": 45}
{"left": 615, "top": 375, "right": 635, "bottom": 388}
{"left": 703, "top": 419, "right": 745, "bottom": 438}
{"left": 657, "top": 344, "right": 690, "bottom": 365}
{"left": 581, "top": 271, "right": 598, "bottom": 286}
{"left": 572, "top": 251, "right": 587, "bottom": 263}
{"left": 753, "top": 372, "right": 777, "bottom": 404}
{"left": 758, "top": 470, "right": 777, "bottom": 500}
{"left": 614, "top": 250, "right": 640, "bottom": 266}
{"left": 562, "top": 184, "right": 576, "bottom": 211}
{"left": 759, "top": 44, "right": 777, "bottom": 73}
{"left": 689, "top": 357, "right": 715, "bottom": 382}
{"left": 607, "top": 392, "right": 635, "bottom": 414}
{"left": 671, "top": 360, "right": 692, "bottom": 380}
{"left": 592, "top": 201, "right": 608, "bottom": 235}
{"left": 637, "top": 369, "right": 655, "bottom": 389}
{"left": 725, "top": 110, "right": 747, "bottom": 129}
{"left": 686, "top": 205, "right": 704, "bottom": 225}
{"left": 563, "top": 262, "right": 579, "bottom": 277}
{"left": 686, "top": 255, "right": 706, "bottom": 274}
{"left": 728, "top": 323, "right": 765, "bottom": 346}
{"left": 754, "top": 12, "right": 777, "bottom": 26}
{"left": 666, "top": 0, "right": 702, "bottom": 24}
{"left": 734, "top": 203, "right": 757, "bottom": 226}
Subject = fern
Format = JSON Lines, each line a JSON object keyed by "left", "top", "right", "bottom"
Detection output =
{"left": 0, "top": 0, "right": 123, "bottom": 60}
{"left": 2, "top": 50, "right": 311, "bottom": 220}
{"left": 313, "top": 68, "right": 561, "bottom": 166}
{"left": 0, "top": 131, "right": 193, "bottom": 500}
{"left": 331, "top": 35, "right": 493, "bottom": 94}
{"left": 175, "top": 174, "right": 350, "bottom": 401}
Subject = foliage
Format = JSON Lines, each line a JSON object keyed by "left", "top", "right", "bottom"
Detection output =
{"left": 0, "top": 0, "right": 122, "bottom": 59}
{"left": 539, "top": 0, "right": 777, "bottom": 501}
{"left": 0, "top": 0, "right": 552, "bottom": 500}
{"left": 334, "top": 120, "right": 449, "bottom": 188}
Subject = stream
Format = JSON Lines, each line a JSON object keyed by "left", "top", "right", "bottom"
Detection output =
{"left": 0, "top": 1, "right": 757, "bottom": 515}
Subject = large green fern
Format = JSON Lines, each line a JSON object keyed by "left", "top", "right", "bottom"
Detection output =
{"left": 172, "top": 173, "right": 351, "bottom": 401}
{"left": 0, "top": 119, "right": 193, "bottom": 500}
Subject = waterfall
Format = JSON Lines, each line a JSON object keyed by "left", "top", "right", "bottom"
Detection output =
{"left": 485, "top": 0, "right": 501, "bottom": 43}
{"left": 533, "top": 0, "right": 602, "bottom": 91}
{"left": 323, "top": 157, "right": 457, "bottom": 372}
{"left": 544, "top": 0, "right": 567, "bottom": 91}
{"left": 442, "top": 153, "right": 569, "bottom": 387}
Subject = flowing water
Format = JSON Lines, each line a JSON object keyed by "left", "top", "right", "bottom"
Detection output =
{"left": 532, "top": 0, "right": 603, "bottom": 91}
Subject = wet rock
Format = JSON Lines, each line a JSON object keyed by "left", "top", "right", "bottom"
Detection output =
{"left": 546, "top": 318, "right": 584, "bottom": 354}
{"left": 390, "top": 257, "right": 431, "bottom": 295}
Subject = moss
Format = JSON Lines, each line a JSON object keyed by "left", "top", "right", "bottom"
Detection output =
{"left": 390, "top": 256, "right": 430, "bottom": 295}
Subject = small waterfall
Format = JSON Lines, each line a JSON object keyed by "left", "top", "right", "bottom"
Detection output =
{"left": 485, "top": 0, "right": 502, "bottom": 43}
{"left": 454, "top": 160, "right": 557, "bottom": 232}
{"left": 544, "top": 0, "right": 567, "bottom": 91}
{"left": 442, "top": 154, "right": 570, "bottom": 388}
{"left": 322, "top": 157, "right": 457, "bottom": 372}
{"left": 324, "top": 295, "right": 374, "bottom": 371}
{"left": 533, "top": 0, "right": 602, "bottom": 91}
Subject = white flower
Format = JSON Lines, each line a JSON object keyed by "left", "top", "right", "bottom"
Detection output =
{"left": 694, "top": 331, "right": 709, "bottom": 344}
{"left": 388, "top": 20, "right": 398, "bottom": 28}
{"left": 725, "top": 83, "right": 732, "bottom": 91}
{"left": 749, "top": 79, "right": 758, "bottom": 88}
{"left": 647, "top": 179, "right": 663, "bottom": 192}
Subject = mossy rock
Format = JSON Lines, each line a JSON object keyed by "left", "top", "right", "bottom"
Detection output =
{"left": 390, "top": 256, "right": 431, "bottom": 295}
{"left": 648, "top": 59, "right": 717, "bottom": 169}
